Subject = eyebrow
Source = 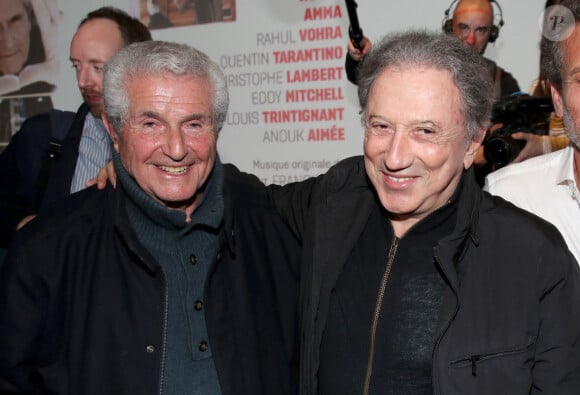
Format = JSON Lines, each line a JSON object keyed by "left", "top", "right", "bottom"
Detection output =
{"left": 138, "top": 111, "right": 212, "bottom": 123}
{"left": 68, "top": 57, "right": 107, "bottom": 65}
{"left": 457, "top": 22, "right": 489, "bottom": 30}
{"left": 569, "top": 66, "right": 580, "bottom": 77}
{"left": 9, "top": 13, "right": 25, "bottom": 23}
{"left": 368, "top": 115, "right": 440, "bottom": 129}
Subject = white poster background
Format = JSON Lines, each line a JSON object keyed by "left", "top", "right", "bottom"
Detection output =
{"left": 42, "top": 0, "right": 546, "bottom": 184}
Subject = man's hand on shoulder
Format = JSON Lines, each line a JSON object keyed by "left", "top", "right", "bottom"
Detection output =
{"left": 86, "top": 160, "right": 117, "bottom": 190}
{"left": 17, "top": 215, "right": 36, "bottom": 231}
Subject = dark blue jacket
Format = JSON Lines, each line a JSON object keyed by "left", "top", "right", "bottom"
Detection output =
{"left": 0, "top": 104, "right": 87, "bottom": 248}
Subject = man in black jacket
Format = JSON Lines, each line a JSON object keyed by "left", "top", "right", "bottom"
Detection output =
{"left": 270, "top": 30, "right": 580, "bottom": 394}
{"left": 0, "top": 41, "right": 300, "bottom": 395}
{"left": 0, "top": 7, "right": 151, "bottom": 250}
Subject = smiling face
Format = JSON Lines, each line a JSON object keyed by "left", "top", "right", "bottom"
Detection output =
{"left": 363, "top": 66, "right": 483, "bottom": 236}
{"left": 70, "top": 18, "right": 125, "bottom": 117}
{"left": 0, "top": 0, "right": 31, "bottom": 75}
{"left": 104, "top": 73, "right": 217, "bottom": 220}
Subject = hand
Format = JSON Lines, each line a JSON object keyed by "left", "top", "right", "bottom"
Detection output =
{"left": 473, "top": 146, "right": 487, "bottom": 167}
{"left": 510, "top": 132, "right": 546, "bottom": 163}
{"left": 17, "top": 215, "right": 36, "bottom": 230}
{"left": 473, "top": 123, "right": 504, "bottom": 167}
{"left": 347, "top": 36, "right": 372, "bottom": 62}
{"left": 86, "top": 160, "right": 117, "bottom": 190}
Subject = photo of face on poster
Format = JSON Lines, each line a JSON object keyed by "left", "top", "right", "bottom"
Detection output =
{"left": 140, "top": 0, "right": 236, "bottom": 30}
{"left": 0, "top": 0, "right": 62, "bottom": 149}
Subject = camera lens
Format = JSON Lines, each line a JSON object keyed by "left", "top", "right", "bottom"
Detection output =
{"left": 484, "top": 134, "right": 525, "bottom": 168}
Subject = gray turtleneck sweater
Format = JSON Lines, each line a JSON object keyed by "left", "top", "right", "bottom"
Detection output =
{"left": 114, "top": 152, "right": 224, "bottom": 395}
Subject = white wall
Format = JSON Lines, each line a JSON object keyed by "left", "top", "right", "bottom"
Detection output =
{"left": 8, "top": 0, "right": 547, "bottom": 183}
{"left": 354, "top": 0, "right": 545, "bottom": 93}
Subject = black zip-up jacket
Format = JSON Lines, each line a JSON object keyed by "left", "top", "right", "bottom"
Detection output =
{"left": 268, "top": 156, "right": 580, "bottom": 395}
{"left": 0, "top": 164, "right": 300, "bottom": 395}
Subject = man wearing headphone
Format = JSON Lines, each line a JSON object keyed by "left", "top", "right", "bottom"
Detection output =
{"left": 346, "top": 0, "right": 521, "bottom": 99}
{"left": 444, "top": 0, "right": 520, "bottom": 98}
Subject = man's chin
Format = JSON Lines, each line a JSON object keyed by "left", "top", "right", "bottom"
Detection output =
{"left": 0, "top": 56, "right": 26, "bottom": 76}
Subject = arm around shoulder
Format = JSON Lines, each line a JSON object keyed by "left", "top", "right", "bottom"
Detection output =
{"left": 267, "top": 176, "right": 321, "bottom": 241}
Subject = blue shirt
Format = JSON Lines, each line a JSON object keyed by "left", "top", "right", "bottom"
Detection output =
{"left": 70, "top": 113, "right": 112, "bottom": 193}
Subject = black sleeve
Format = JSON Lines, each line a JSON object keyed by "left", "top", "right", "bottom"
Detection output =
{"left": 500, "top": 69, "right": 522, "bottom": 96}
{"left": 0, "top": 114, "right": 52, "bottom": 248}
{"left": 345, "top": 52, "right": 361, "bottom": 85}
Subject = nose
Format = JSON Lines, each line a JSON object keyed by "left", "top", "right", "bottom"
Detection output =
{"left": 383, "top": 131, "right": 413, "bottom": 171}
{"left": 0, "top": 24, "right": 15, "bottom": 50}
{"left": 77, "top": 65, "right": 94, "bottom": 90}
{"left": 464, "top": 31, "right": 476, "bottom": 46}
{"left": 163, "top": 128, "right": 187, "bottom": 161}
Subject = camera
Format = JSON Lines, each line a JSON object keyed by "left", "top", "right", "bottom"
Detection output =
{"left": 483, "top": 95, "right": 553, "bottom": 168}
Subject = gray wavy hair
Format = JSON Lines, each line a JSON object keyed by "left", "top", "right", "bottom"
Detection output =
{"left": 357, "top": 30, "right": 494, "bottom": 142}
{"left": 103, "top": 40, "right": 229, "bottom": 134}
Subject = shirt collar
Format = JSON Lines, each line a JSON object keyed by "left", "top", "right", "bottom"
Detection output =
{"left": 555, "top": 146, "right": 576, "bottom": 186}
{"left": 553, "top": 146, "right": 580, "bottom": 204}
{"left": 84, "top": 112, "right": 108, "bottom": 141}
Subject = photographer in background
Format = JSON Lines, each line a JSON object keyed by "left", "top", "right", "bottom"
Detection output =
{"left": 485, "top": 0, "right": 580, "bottom": 261}
{"left": 445, "top": 0, "right": 520, "bottom": 98}
{"left": 344, "top": 0, "right": 521, "bottom": 97}
{"left": 474, "top": 94, "right": 556, "bottom": 185}
{"left": 482, "top": 95, "right": 554, "bottom": 170}
{"left": 475, "top": 0, "right": 569, "bottom": 171}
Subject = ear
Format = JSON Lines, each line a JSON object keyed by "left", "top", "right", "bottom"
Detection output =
{"left": 551, "top": 84, "right": 565, "bottom": 118}
{"left": 102, "top": 113, "right": 120, "bottom": 153}
{"left": 463, "top": 127, "right": 486, "bottom": 169}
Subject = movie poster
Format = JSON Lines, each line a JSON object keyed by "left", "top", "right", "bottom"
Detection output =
{"left": 0, "top": 0, "right": 62, "bottom": 149}
{"left": 138, "top": 0, "right": 236, "bottom": 30}
{"left": 0, "top": 0, "right": 545, "bottom": 182}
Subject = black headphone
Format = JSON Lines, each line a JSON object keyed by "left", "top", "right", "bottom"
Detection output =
{"left": 442, "top": 0, "right": 504, "bottom": 43}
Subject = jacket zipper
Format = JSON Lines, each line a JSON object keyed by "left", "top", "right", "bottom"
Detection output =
{"left": 362, "top": 237, "right": 399, "bottom": 395}
{"left": 449, "top": 338, "right": 536, "bottom": 377}
{"left": 158, "top": 270, "right": 169, "bottom": 395}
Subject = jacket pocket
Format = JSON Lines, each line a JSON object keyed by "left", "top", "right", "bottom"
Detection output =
{"left": 449, "top": 337, "right": 536, "bottom": 377}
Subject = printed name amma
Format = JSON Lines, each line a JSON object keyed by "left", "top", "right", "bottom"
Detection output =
{"left": 304, "top": 5, "right": 342, "bottom": 20}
